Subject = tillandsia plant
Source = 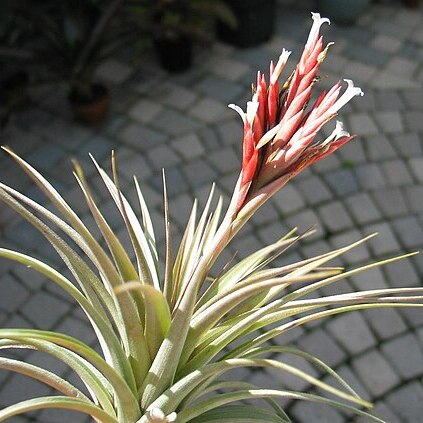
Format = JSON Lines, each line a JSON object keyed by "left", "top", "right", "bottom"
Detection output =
{"left": 0, "top": 12, "right": 422, "bottom": 423}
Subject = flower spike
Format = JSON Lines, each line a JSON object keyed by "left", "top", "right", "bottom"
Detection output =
{"left": 229, "top": 14, "right": 363, "bottom": 212}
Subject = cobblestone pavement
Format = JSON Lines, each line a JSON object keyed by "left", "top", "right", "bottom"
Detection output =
{"left": 1, "top": 0, "right": 423, "bottom": 422}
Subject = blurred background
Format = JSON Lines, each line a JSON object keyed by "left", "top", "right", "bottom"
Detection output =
{"left": 1, "top": 0, "right": 423, "bottom": 421}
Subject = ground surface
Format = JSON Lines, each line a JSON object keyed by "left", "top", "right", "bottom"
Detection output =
{"left": 1, "top": 0, "right": 423, "bottom": 421}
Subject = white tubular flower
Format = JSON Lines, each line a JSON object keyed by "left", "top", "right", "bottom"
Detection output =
{"left": 321, "top": 121, "right": 350, "bottom": 147}
{"left": 246, "top": 100, "right": 259, "bottom": 126}
{"left": 228, "top": 103, "right": 246, "bottom": 124}
{"left": 270, "top": 48, "right": 292, "bottom": 85}
{"left": 327, "top": 79, "right": 364, "bottom": 115}
{"left": 306, "top": 12, "right": 330, "bottom": 50}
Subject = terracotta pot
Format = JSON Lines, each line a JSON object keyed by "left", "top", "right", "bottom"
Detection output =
{"left": 68, "top": 83, "right": 109, "bottom": 124}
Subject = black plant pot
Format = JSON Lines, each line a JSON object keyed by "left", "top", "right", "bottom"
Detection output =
{"left": 154, "top": 36, "right": 193, "bottom": 73}
{"left": 217, "top": 0, "right": 276, "bottom": 48}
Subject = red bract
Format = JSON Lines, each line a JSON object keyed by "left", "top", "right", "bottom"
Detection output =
{"left": 229, "top": 13, "right": 363, "bottom": 212}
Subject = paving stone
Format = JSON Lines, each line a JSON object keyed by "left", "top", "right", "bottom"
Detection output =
{"left": 147, "top": 144, "right": 181, "bottom": 170}
{"left": 352, "top": 350, "right": 400, "bottom": 397}
{"left": 154, "top": 82, "right": 197, "bottom": 110}
{"left": 20, "top": 290, "right": 71, "bottom": 329}
{"left": 297, "top": 329, "right": 347, "bottom": 368}
{"left": 207, "top": 147, "right": 239, "bottom": 174}
{"left": 327, "top": 312, "right": 376, "bottom": 354}
{"left": 182, "top": 159, "right": 217, "bottom": 189}
{"left": 95, "top": 59, "right": 132, "bottom": 84}
{"left": 296, "top": 176, "right": 332, "bottom": 206}
{"left": 216, "top": 118, "right": 242, "bottom": 146}
{"left": 371, "top": 187, "right": 409, "bottom": 218}
{"left": 381, "top": 159, "right": 414, "bottom": 187}
{"left": 385, "top": 56, "right": 418, "bottom": 79}
{"left": 256, "top": 220, "right": 290, "bottom": 245}
{"left": 386, "top": 382, "right": 423, "bottom": 423}
{"left": 364, "top": 308, "right": 407, "bottom": 341}
{"left": 349, "top": 113, "right": 379, "bottom": 137}
{"left": 150, "top": 109, "right": 202, "bottom": 136}
{"left": 403, "top": 111, "right": 423, "bottom": 132}
{"left": 324, "top": 168, "right": 359, "bottom": 196}
{"left": 384, "top": 257, "right": 420, "bottom": 288}
{"left": 117, "top": 152, "right": 152, "bottom": 182}
{"left": 364, "top": 222, "right": 401, "bottom": 256}
{"left": 188, "top": 97, "right": 228, "bottom": 123}
{"left": 285, "top": 210, "right": 323, "bottom": 241}
{"left": 271, "top": 184, "right": 305, "bottom": 215}
{"left": 250, "top": 200, "right": 280, "bottom": 227}
{"left": 365, "top": 134, "right": 397, "bottom": 161}
{"left": 404, "top": 185, "right": 423, "bottom": 214}
{"left": 355, "top": 163, "right": 386, "bottom": 190}
{"left": 353, "top": 401, "right": 399, "bottom": 423}
{"left": 371, "top": 34, "right": 403, "bottom": 53}
{"left": 409, "top": 157, "right": 423, "bottom": 182}
{"left": 402, "top": 89, "right": 423, "bottom": 110}
{"left": 330, "top": 229, "right": 370, "bottom": 265}
{"left": 0, "top": 274, "right": 29, "bottom": 313}
{"left": 171, "top": 133, "right": 205, "bottom": 160}
{"left": 38, "top": 408, "right": 89, "bottom": 423}
{"left": 208, "top": 56, "right": 250, "bottom": 81}
{"left": 373, "top": 111, "right": 404, "bottom": 134}
{"left": 317, "top": 201, "right": 353, "bottom": 232}
{"left": 391, "top": 132, "right": 422, "bottom": 158}
{"left": 128, "top": 99, "right": 163, "bottom": 124}
{"left": 391, "top": 215, "right": 423, "bottom": 249}
{"left": 194, "top": 75, "right": 244, "bottom": 102}
{"left": 345, "top": 193, "right": 382, "bottom": 225}
{"left": 291, "top": 399, "right": 345, "bottom": 423}
{"left": 382, "top": 333, "right": 423, "bottom": 379}
{"left": 118, "top": 123, "right": 168, "bottom": 149}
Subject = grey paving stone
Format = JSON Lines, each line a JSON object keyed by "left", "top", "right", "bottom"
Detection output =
{"left": 38, "top": 408, "right": 89, "bottom": 423}
{"left": 291, "top": 400, "right": 345, "bottom": 423}
{"left": 352, "top": 350, "right": 400, "bottom": 397}
{"left": 327, "top": 312, "right": 376, "bottom": 354}
{"left": 371, "top": 34, "right": 403, "bottom": 53}
{"left": 385, "top": 56, "right": 418, "bottom": 79}
{"left": 154, "top": 82, "right": 197, "bottom": 110}
{"left": 353, "top": 401, "right": 399, "bottom": 423}
{"left": 381, "top": 159, "right": 414, "bottom": 186}
{"left": 128, "top": 99, "right": 163, "bottom": 124}
{"left": 117, "top": 152, "right": 152, "bottom": 182}
{"left": 0, "top": 274, "right": 29, "bottom": 313}
{"left": 271, "top": 184, "right": 305, "bottom": 215}
{"left": 324, "top": 168, "right": 359, "bottom": 196}
{"left": 345, "top": 193, "right": 382, "bottom": 225}
{"left": 118, "top": 123, "right": 168, "bottom": 149}
{"left": 391, "top": 132, "right": 422, "bottom": 158}
{"left": 297, "top": 329, "right": 347, "bottom": 368}
{"left": 349, "top": 113, "right": 379, "bottom": 137}
{"left": 384, "top": 257, "right": 420, "bottom": 288}
{"left": 386, "top": 382, "right": 423, "bottom": 423}
{"left": 403, "top": 111, "right": 423, "bottom": 132}
{"left": 402, "top": 89, "right": 423, "bottom": 110}
{"left": 194, "top": 75, "right": 244, "bottom": 102}
{"left": 317, "top": 201, "right": 353, "bottom": 232}
{"left": 364, "top": 222, "right": 401, "bottom": 256}
{"left": 188, "top": 97, "right": 228, "bottom": 123}
{"left": 250, "top": 200, "right": 280, "bottom": 227}
{"left": 150, "top": 109, "right": 202, "bottom": 136}
{"left": 95, "top": 58, "right": 132, "bottom": 84}
{"left": 208, "top": 56, "right": 250, "bottom": 81}
{"left": 404, "top": 185, "right": 423, "bottom": 214}
{"left": 296, "top": 176, "right": 332, "bottom": 206}
{"left": 0, "top": 372, "right": 51, "bottom": 408}
{"left": 364, "top": 308, "right": 407, "bottom": 341}
{"left": 382, "top": 333, "right": 423, "bottom": 379}
{"left": 147, "top": 144, "right": 181, "bottom": 170}
{"left": 20, "top": 291, "right": 72, "bottom": 329}
{"left": 371, "top": 187, "right": 409, "bottom": 218}
{"left": 373, "top": 111, "right": 404, "bottom": 134}
{"left": 365, "top": 134, "right": 397, "bottom": 161}
{"left": 355, "top": 163, "right": 386, "bottom": 190}
{"left": 182, "top": 159, "right": 217, "bottom": 189}
{"left": 285, "top": 210, "right": 324, "bottom": 241}
{"left": 391, "top": 215, "right": 423, "bottom": 249}
{"left": 207, "top": 147, "right": 239, "bottom": 174}
{"left": 409, "top": 157, "right": 423, "bottom": 182}
{"left": 330, "top": 229, "right": 370, "bottom": 265}
{"left": 171, "top": 133, "right": 205, "bottom": 160}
